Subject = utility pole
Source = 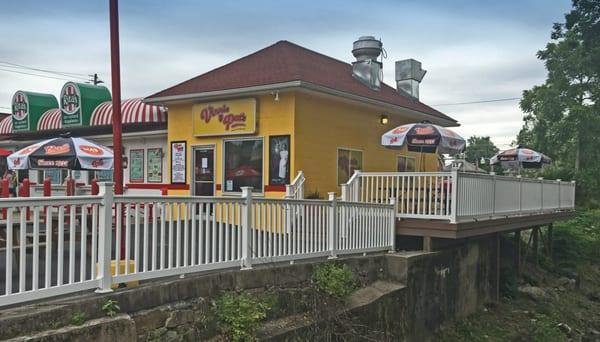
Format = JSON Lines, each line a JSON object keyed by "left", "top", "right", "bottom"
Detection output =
{"left": 90, "top": 73, "right": 103, "bottom": 85}
{"left": 109, "top": 0, "right": 123, "bottom": 195}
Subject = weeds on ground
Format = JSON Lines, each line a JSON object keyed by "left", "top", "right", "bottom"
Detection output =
{"left": 312, "top": 262, "right": 356, "bottom": 299}
{"left": 215, "top": 292, "right": 272, "bottom": 342}
{"left": 71, "top": 312, "right": 86, "bottom": 326}
{"left": 102, "top": 299, "right": 120, "bottom": 317}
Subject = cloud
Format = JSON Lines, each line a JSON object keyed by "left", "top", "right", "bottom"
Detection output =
{"left": 0, "top": 0, "right": 572, "bottom": 150}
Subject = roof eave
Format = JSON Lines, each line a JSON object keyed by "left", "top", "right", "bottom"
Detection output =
{"left": 144, "top": 81, "right": 459, "bottom": 127}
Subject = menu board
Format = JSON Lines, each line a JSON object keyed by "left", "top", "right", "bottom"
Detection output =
{"left": 171, "top": 141, "right": 187, "bottom": 184}
{"left": 129, "top": 149, "right": 144, "bottom": 183}
{"left": 147, "top": 148, "right": 163, "bottom": 183}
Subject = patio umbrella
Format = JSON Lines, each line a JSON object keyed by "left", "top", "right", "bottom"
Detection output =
{"left": 490, "top": 147, "right": 551, "bottom": 169}
{"left": 7, "top": 137, "right": 113, "bottom": 171}
{"left": 0, "top": 148, "right": 12, "bottom": 157}
{"left": 227, "top": 165, "right": 260, "bottom": 178}
{"left": 381, "top": 123, "right": 466, "bottom": 170}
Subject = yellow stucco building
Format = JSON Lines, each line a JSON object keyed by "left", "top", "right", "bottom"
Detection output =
{"left": 145, "top": 39, "right": 458, "bottom": 198}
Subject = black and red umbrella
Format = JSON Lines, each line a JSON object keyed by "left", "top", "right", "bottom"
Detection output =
{"left": 381, "top": 123, "right": 466, "bottom": 155}
{"left": 490, "top": 147, "right": 551, "bottom": 169}
{"left": 7, "top": 137, "right": 113, "bottom": 171}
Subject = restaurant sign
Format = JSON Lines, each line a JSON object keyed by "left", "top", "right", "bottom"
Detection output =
{"left": 192, "top": 98, "right": 256, "bottom": 137}
{"left": 12, "top": 91, "right": 59, "bottom": 132}
{"left": 60, "top": 82, "right": 111, "bottom": 127}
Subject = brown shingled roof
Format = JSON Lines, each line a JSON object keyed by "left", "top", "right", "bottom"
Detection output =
{"left": 146, "top": 40, "right": 457, "bottom": 124}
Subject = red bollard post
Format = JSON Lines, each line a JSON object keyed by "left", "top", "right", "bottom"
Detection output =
{"left": 22, "top": 178, "right": 31, "bottom": 220}
{"left": 43, "top": 177, "right": 51, "bottom": 197}
{"left": 2, "top": 178, "right": 8, "bottom": 219}
{"left": 66, "top": 177, "right": 75, "bottom": 196}
{"left": 91, "top": 178, "right": 99, "bottom": 195}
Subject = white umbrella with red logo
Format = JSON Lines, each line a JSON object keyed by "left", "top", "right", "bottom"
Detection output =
{"left": 7, "top": 137, "right": 114, "bottom": 171}
{"left": 490, "top": 146, "right": 551, "bottom": 170}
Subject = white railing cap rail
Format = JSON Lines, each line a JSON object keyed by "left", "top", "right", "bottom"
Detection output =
{"left": 0, "top": 195, "right": 102, "bottom": 207}
{"left": 114, "top": 195, "right": 246, "bottom": 203}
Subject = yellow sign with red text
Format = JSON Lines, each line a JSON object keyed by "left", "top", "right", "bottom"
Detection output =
{"left": 192, "top": 98, "right": 256, "bottom": 137}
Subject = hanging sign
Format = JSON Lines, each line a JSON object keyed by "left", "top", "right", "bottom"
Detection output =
{"left": 171, "top": 141, "right": 187, "bottom": 184}
{"left": 192, "top": 98, "right": 256, "bottom": 137}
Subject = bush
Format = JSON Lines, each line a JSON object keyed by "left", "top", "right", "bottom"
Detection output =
{"left": 216, "top": 292, "right": 271, "bottom": 342}
{"left": 312, "top": 263, "right": 356, "bottom": 299}
{"left": 552, "top": 210, "right": 600, "bottom": 269}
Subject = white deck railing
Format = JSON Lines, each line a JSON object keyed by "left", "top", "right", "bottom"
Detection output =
{"left": 285, "top": 171, "right": 305, "bottom": 200}
{"left": 0, "top": 184, "right": 394, "bottom": 307}
{"left": 342, "top": 171, "right": 576, "bottom": 223}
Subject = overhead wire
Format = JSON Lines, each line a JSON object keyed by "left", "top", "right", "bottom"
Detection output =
{"left": 432, "top": 97, "right": 521, "bottom": 106}
{"left": 0, "top": 61, "right": 90, "bottom": 79}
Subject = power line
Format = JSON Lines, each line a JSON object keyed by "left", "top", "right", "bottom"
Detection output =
{"left": 0, "top": 61, "right": 90, "bottom": 79}
{"left": 0, "top": 67, "right": 78, "bottom": 81}
{"left": 432, "top": 97, "right": 521, "bottom": 106}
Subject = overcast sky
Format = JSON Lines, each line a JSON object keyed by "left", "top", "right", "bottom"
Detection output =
{"left": 0, "top": 0, "right": 572, "bottom": 149}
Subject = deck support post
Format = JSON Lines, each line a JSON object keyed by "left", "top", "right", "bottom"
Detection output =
{"left": 547, "top": 224, "right": 553, "bottom": 260}
{"left": 495, "top": 232, "right": 501, "bottom": 302}
{"left": 532, "top": 227, "right": 539, "bottom": 267}
{"left": 514, "top": 230, "right": 521, "bottom": 276}
{"left": 423, "top": 236, "right": 432, "bottom": 252}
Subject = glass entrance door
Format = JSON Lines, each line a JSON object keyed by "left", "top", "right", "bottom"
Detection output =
{"left": 193, "top": 147, "right": 214, "bottom": 196}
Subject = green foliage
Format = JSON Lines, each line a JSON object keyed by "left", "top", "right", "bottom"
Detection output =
{"left": 102, "top": 299, "right": 120, "bottom": 317}
{"left": 518, "top": 1, "right": 600, "bottom": 207}
{"left": 552, "top": 209, "right": 600, "bottom": 269}
{"left": 312, "top": 263, "right": 356, "bottom": 299}
{"left": 499, "top": 268, "right": 518, "bottom": 299}
{"left": 465, "top": 136, "right": 499, "bottom": 172}
{"left": 529, "top": 314, "right": 565, "bottom": 342}
{"left": 71, "top": 312, "right": 86, "bottom": 326}
{"left": 215, "top": 292, "right": 271, "bottom": 342}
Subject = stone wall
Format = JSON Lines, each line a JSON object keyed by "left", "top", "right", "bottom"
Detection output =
{"left": 1, "top": 236, "right": 498, "bottom": 341}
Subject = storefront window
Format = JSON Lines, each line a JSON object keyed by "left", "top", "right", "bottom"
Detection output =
{"left": 337, "top": 148, "right": 363, "bottom": 185}
{"left": 397, "top": 155, "right": 416, "bottom": 172}
{"left": 45, "top": 169, "right": 68, "bottom": 184}
{"left": 95, "top": 170, "right": 113, "bottom": 182}
{"left": 223, "top": 139, "right": 263, "bottom": 193}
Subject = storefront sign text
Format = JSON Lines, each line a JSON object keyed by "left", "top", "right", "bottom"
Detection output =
{"left": 192, "top": 98, "right": 256, "bottom": 136}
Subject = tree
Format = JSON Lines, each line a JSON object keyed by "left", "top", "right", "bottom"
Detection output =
{"left": 465, "top": 136, "right": 499, "bottom": 166}
{"left": 517, "top": 0, "right": 600, "bottom": 206}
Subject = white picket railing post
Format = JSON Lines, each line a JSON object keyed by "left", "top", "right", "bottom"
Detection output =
{"left": 538, "top": 177, "right": 544, "bottom": 211}
{"left": 328, "top": 192, "right": 338, "bottom": 259}
{"left": 341, "top": 184, "right": 349, "bottom": 201}
{"left": 354, "top": 170, "right": 361, "bottom": 201}
{"left": 557, "top": 179, "right": 561, "bottom": 209}
{"left": 450, "top": 170, "right": 459, "bottom": 223}
{"left": 389, "top": 197, "right": 397, "bottom": 252}
{"left": 241, "top": 187, "right": 253, "bottom": 269}
{"left": 285, "top": 185, "right": 293, "bottom": 199}
{"left": 518, "top": 175, "right": 523, "bottom": 212}
{"left": 95, "top": 182, "right": 114, "bottom": 293}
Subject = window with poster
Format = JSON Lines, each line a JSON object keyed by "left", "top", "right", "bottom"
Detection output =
{"left": 147, "top": 148, "right": 163, "bottom": 183}
{"left": 269, "top": 135, "right": 290, "bottom": 185}
{"left": 129, "top": 149, "right": 144, "bottom": 183}
{"left": 397, "top": 155, "right": 416, "bottom": 172}
{"left": 337, "top": 148, "right": 363, "bottom": 185}
{"left": 223, "top": 138, "right": 263, "bottom": 193}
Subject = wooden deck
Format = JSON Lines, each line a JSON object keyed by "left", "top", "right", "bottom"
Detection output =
{"left": 396, "top": 210, "right": 576, "bottom": 239}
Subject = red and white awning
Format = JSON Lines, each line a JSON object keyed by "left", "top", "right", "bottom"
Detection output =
{"left": 37, "top": 108, "right": 62, "bottom": 130}
{"left": 90, "top": 98, "right": 167, "bottom": 126}
{"left": 0, "top": 116, "right": 13, "bottom": 135}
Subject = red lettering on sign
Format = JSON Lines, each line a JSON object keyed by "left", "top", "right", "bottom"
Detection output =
{"left": 199, "top": 104, "right": 247, "bottom": 131}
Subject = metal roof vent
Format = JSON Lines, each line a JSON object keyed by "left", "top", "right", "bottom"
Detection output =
{"left": 395, "top": 59, "right": 426, "bottom": 100}
{"left": 351, "top": 36, "right": 383, "bottom": 90}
